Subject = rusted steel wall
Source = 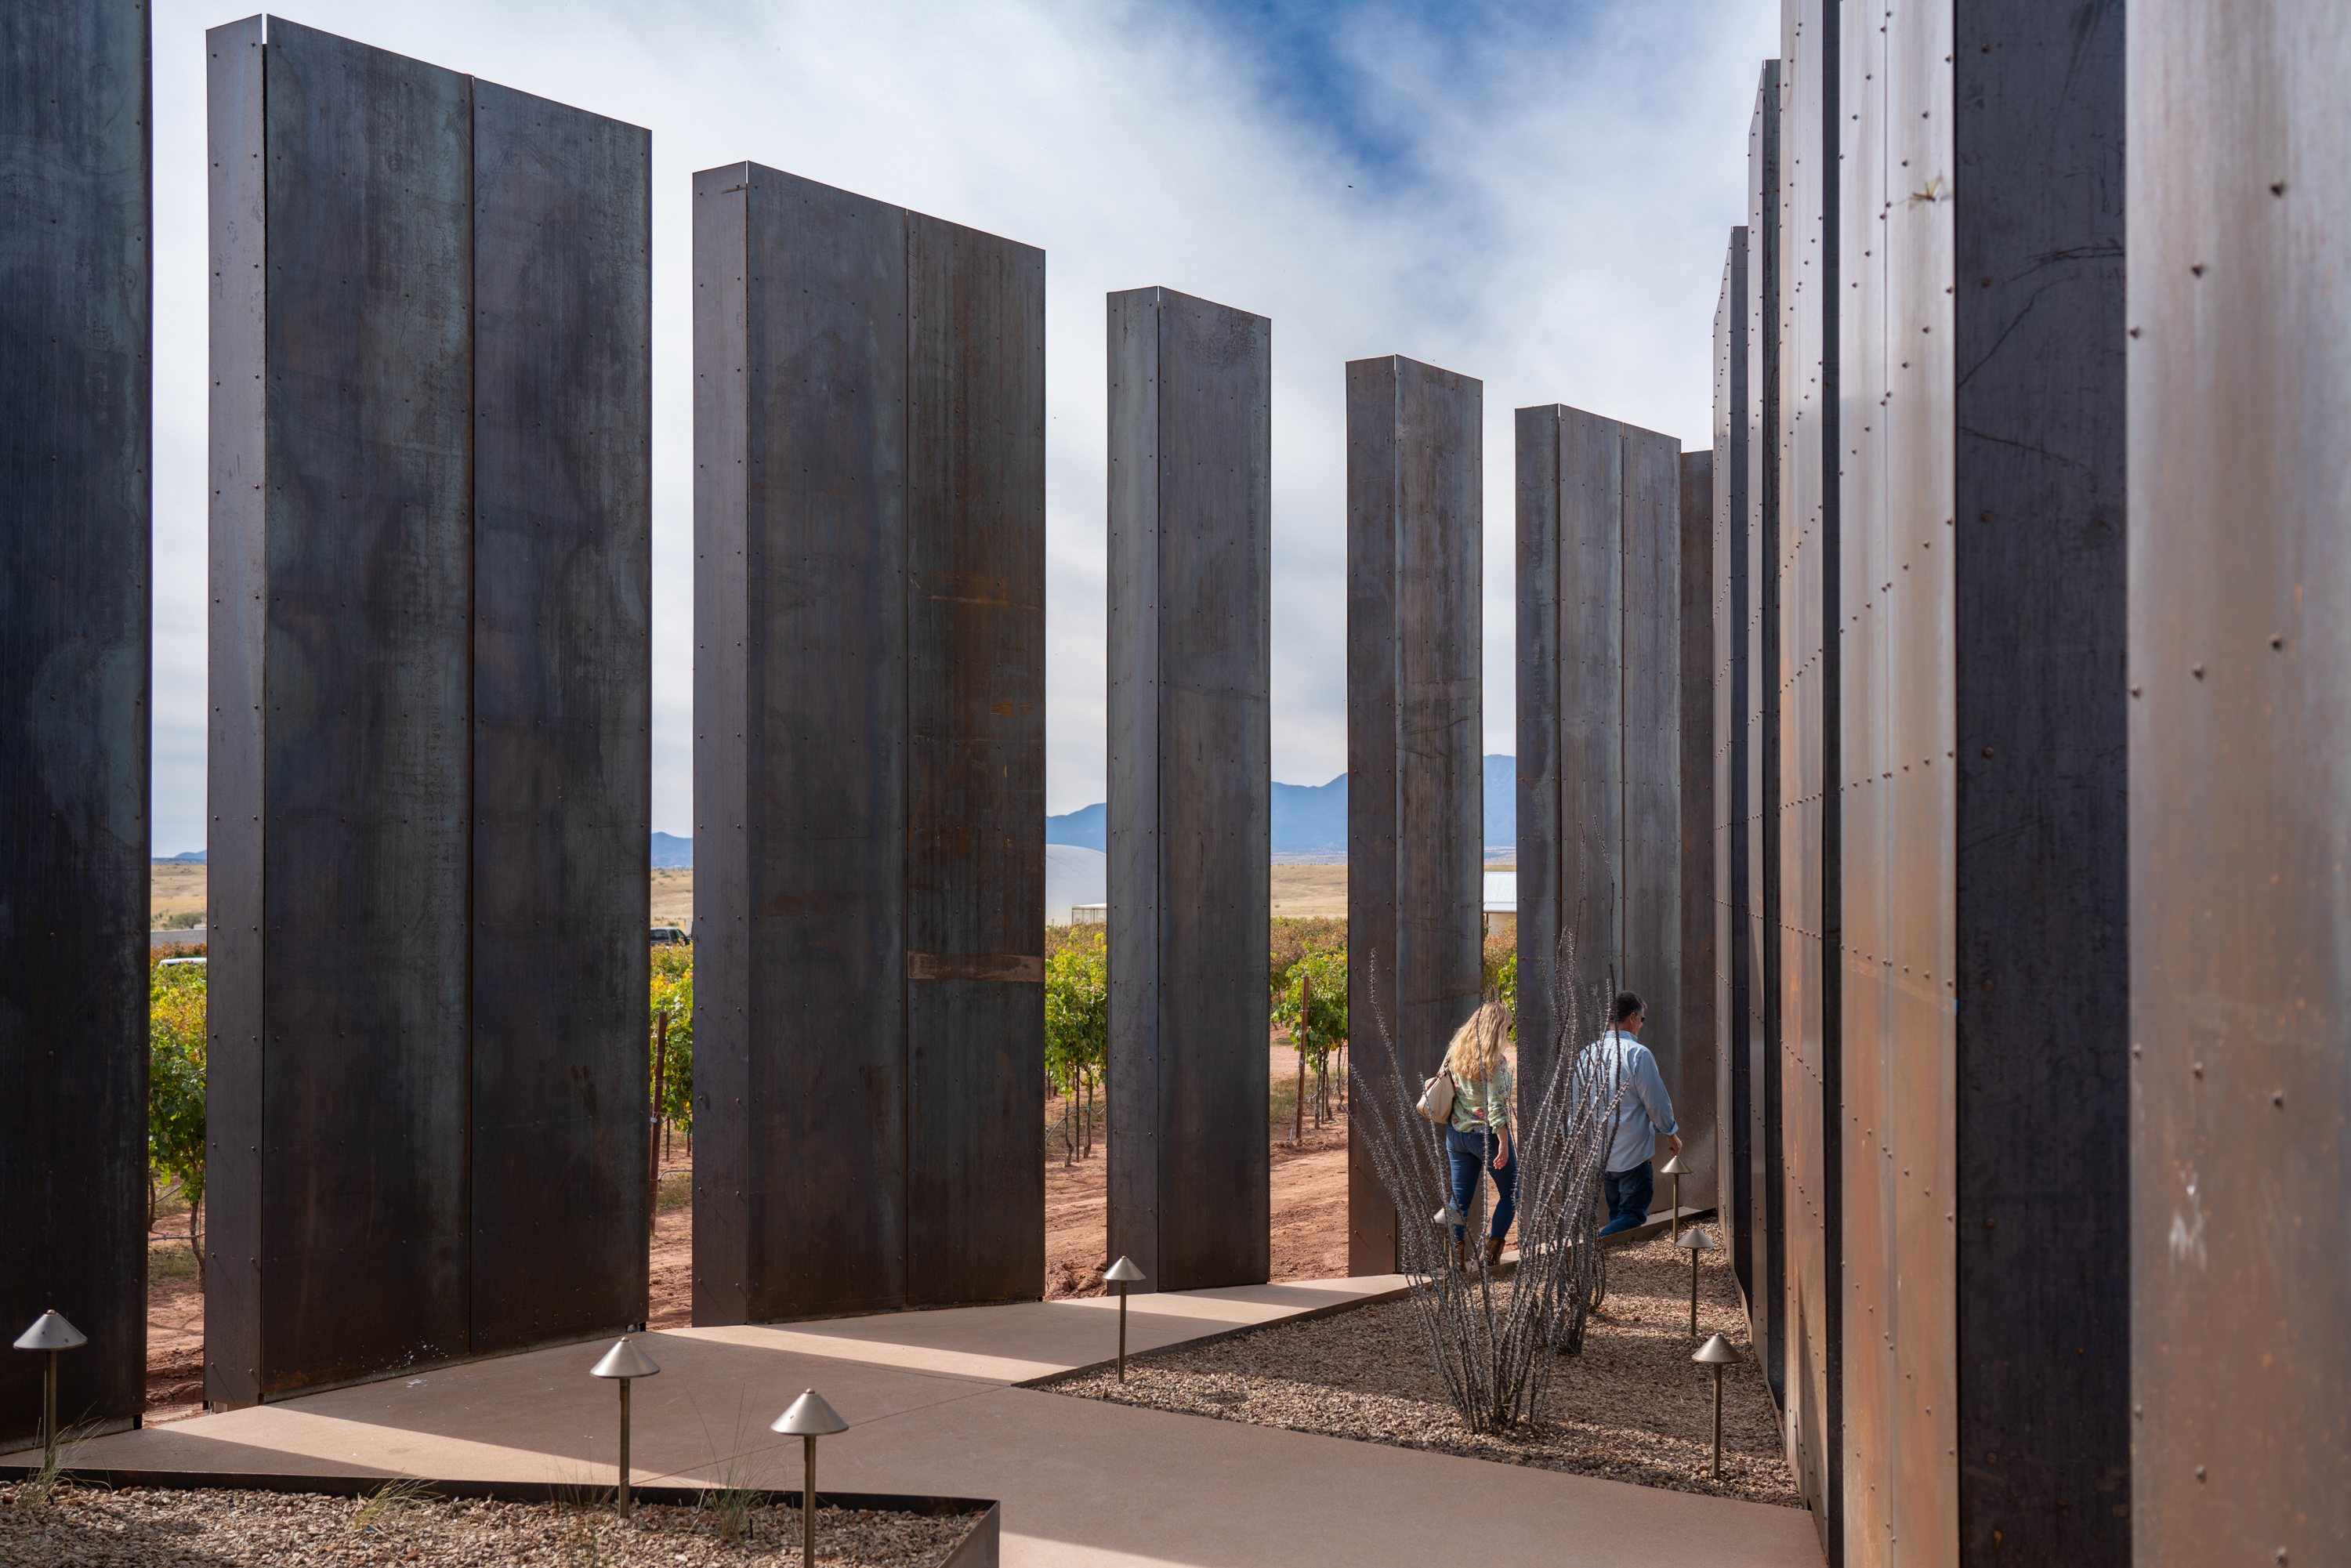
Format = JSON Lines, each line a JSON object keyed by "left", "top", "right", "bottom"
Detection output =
{"left": 468, "top": 80, "right": 652, "bottom": 1353}
{"left": 694, "top": 165, "right": 1045, "bottom": 1320}
{"left": 1105, "top": 286, "right": 1271, "bottom": 1293}
{"left": 2129, "top": 2, "right": 2348, "bottom": 1562}
{"left": 1777, "top": 0, "right": 1840, "bottom": 1539}
{"left": 1831, "top": 1, "right": 2131, "bottom": 1561}
{"left": 207, "top": 18, "right": 650, "bottom": 1405}
{"left": 1744, "top": 59, "right": 1787, "bottom": 1406}
{"left": 1676, "top": 449, "right": 1719, "bottom": 1215}
{"left": 1714, "top": 226, "right": 1754, "bottom": 1303}
{"left": 1346, "top": 356, "right": 1483, "bottom": 1275}
{"left": 0, "top": 0, "right": 150, "bottom": 1447}
{"left": 1515, "top": 405, "right": 1686, "bottom": 1144}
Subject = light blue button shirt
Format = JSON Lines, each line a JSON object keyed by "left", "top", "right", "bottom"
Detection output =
{"left": 1578, "top": 1030, "right": 1679, "bottom": 1175}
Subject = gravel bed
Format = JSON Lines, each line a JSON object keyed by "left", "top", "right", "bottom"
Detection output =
{"left": 0, "top": 1483, "right": 979, "bottom": 1566}
{"left": 1045, "top": 1235, "right": 1801, "bottom": 1507}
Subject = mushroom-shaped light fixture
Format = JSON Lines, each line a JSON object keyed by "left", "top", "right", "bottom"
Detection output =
{"left": 773, "top": 1389, "right": 849, "bottom": 1566}
{"left": 589, "top": 1336, "right": 661, "bottom": 1515}
{"left": 1103, "top": 1255, "right": 1146, "bottom": 1383}
{"left": 1693, "top": 1333, "right": 1739, "bottom": 1476}
{"left": 14, "top": 1311, "right": 88, "bottom": 1474}
{"left": 1658, "top": 1152, "right": 1690, "bottom": 1240}
{"left": 1673, "top": 1224, "right": 1717, "bottom": 1338}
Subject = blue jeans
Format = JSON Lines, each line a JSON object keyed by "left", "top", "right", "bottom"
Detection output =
{"left": 1600, "top": 1161, "right": 1654, "bottom": 1235}
{"left": 1447, "top": 1126, "right": 1516, "bottom": 1244}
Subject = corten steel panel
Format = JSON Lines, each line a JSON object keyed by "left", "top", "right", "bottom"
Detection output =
{"left": 1676, "top": 448, "right": 1718, "bottom": 1215}
{"left": 1620, "top": 426, "right": 1683, "bottom": 1162}
{"left": 228, "top": 17, "right": 476, "bottom": 1397}
{"left": 1347, "top": 356, "right": 1482, "bottom": 1276}
{"left": 1744, "top": 60, "right": 1786, "bottom": 1406}
{"left": 0, "top": 0, "right": 150, "bottom": 1446}
{"left": 1513, "top": 404, "right": 1621, "bottom": 1097}
{"left": 1837, "top": 2, "right": 1895, "bottom": 1558}
{"left": 1947, "top": 6, "right": 2129, "bottom": 1555}
{"left": 693, "top": 167, "right": 1043, "bottom": 1318}
{"left": 1105, "top": 287, "right": 1272, "bottom": 1294}
{"left": 2131, "top": 5, "right": 2351, "bottom": 1561}
{"left": 468, "top": 82, "right": 652, "bottom": 1350}
{"left": 901, "top": 211, "right": 1046, "bottom": 1308}
{"left": 207, "top": 20, "right": 653, "bottom": 1403}
{"left": 1714, "top": 226, "right": 1753, "bottom": 1304}
{"left": 1777, "top": 0, "right": 1840, "bottom": 1535}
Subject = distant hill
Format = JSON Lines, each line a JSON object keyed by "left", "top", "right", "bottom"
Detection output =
{"left": 650, "top": 831, "right": 692, "bottom": 867}
{"left": 1045, "top": 755, "right": 1516, "bottom": 855}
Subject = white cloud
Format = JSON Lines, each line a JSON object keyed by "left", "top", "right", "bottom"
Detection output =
{"left": 146, "top": 0, "right": 1775, "bottom": 850}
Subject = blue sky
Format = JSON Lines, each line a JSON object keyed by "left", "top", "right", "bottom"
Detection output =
{"left": 143, "top": 0, "right": 1777, "bottom": 852}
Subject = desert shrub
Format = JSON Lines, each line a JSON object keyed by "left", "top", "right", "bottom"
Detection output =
{"left": 149, "top": 956, "right": 208, "bottom": 1284}
{"left": 650, "top": 946, "right": 694, "bottom": 1134}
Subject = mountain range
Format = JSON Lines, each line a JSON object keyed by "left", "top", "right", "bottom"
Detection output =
{"left": 1043, "top": 755, "right": 1516, "bottom": 855}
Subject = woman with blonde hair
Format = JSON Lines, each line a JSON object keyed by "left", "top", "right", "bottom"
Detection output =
{"left": 1438, "top": 1000, "right": 1516, "bottom": 1270}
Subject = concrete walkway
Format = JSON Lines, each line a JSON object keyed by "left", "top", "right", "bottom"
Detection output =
{"left": 53, "top": 1278, "right": 1821, "bottom": 1567}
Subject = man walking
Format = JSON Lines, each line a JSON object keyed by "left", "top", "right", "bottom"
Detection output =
{"left": 1582, "top": 992, "right": 1682, "bottom": 1235}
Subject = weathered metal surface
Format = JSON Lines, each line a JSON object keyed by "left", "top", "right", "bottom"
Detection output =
{"left": 1105, "top": 286, "right": 1272, "bottom": 1294}
{"left": 694, "top": 167, "right": 1043, "bottom": 1319}
{"left": 1676, "top": 448, "right": 1718, "bottom": 1215}
{"left": 1777, "top": 0, "right": 1838, "bottom": 1537}
{"left": 2131, "top": 5, "right": 2350, "bottom": 1561}
{"left": 468, "top": 81, "right": 651, "bottom": 1351}
{"left": 1514, "top": 404, "right": 1619, "bottom": 1096}
{"left": 900, "top": 209, "right": 1046, "bottom": 1309}
{"left": 1828, "top": 2, "right": 2131, "bottom": 1559}
{"left": 1346, "top": 356, "right": 1483, "bottom": 1276}
{"left": 1515, "top": 406, "right": 1683, "bottom": 1121}
{"left": 207, "top": 20, "right": 651, "bottom": 1402}
{"left": 1744, "top": 60, "right": 1786, "bottom": 1407}
{"left": 1713, "top": 226, "right": 1753, "bottom": 1305}
{"left": 0, "top": 0, "right": 150, "bottom": 1447}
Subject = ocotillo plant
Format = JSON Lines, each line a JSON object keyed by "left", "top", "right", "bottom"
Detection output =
{"left": 1348, "top": 931, "right": 1625, "bottom": 1433}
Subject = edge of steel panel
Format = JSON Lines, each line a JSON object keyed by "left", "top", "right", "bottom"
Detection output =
{"left": 738, "top": 166, "right": 913, "bottom": 1321}
{"left": 467, "top": 81, "right": 652, "bottom": 1352}
{"left": 1676, "top": 449, "right": 1718, "bottom": 1212}
{"left": 1950, "top": 1, "right": 2129, "bottom": 1555}
{"left": 252, "top": 17, "right": 475, "bottom": 1395}
{"left": 901, "top": 208, "right": 1046, "bottom": 1309}
{"left": 1715, "top": 224, "right": 1752, "bottom": 1307}
{"left": 1621, "top": 424, "right": 1683, "bottom": 1165}
{"left": 689, "top": 162, "right": 754, "bottom": 1327}
{"left": 1513, "top": 407, "right": 1562, "bottom": 1100}
{"left": 1107, "top": 286, "right": 1273, "bottom": 1294}
{"left": 1347, "top": 355, "right": 1481, "bottom": 1276}
{"left": 2130, "top": 4, "right": 2350, "bottom": 1560}
{"left": 1, "top": 0, "right": 151, "bottom": 1443}
{"left": 1744, "top": 57, "right": 1786, "bottom": 1407}
{"left": 206, "top": 13, "right": 267, "bottom": 1414}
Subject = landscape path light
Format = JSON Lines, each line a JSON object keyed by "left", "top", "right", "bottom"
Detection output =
{"left": 1658, "top": 1152, "right": 1688, "bottom": 1240}
{"left": 14, "top": 1309, "right": 87, "bottom": 1474}
{"left": 1674, "top": 1225, "right": 1717, "bottom": 1338}
{"left": 589, "top": 1335, "right": 661, "bottom": 1515}
{"left": 1103, "top": 1255, "right": 1145, "bottom": 1382}
{"left": 1693, "top": 1333, "right": 1738, "bottom": 1476}
{"left": 773, "top": 1389, "right": 849, "bottom": 1566}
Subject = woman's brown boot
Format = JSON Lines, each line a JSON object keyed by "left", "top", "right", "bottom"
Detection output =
{"left": 1454, "top": 1237, "right": 1472, "bottom": 1272}
{"left": 1483, "top": 1236, "right": 1506, "bottom": 1270}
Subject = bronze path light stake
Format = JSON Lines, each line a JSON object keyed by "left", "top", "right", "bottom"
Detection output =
{"left": 1103, "top": 1255, "right": 1145, "bottom": 1381}
{"left": 1674, "top": 1225, "right": 1717, "bottom": 1337}
{"left": 13, "top": 1311, "right": 87, "bottom": 1474}
{"left": 1693, "top": 1333, "right": 1738, "bottom": 1476}
{"left": 773, "top": 1389, "right": 849, "bottom": 1566}
{"left": 1659, "top": 1152, "right": 1688, "bottom": 1240}
{"left": 589, "top": 1335, "right": 661, "bottom": 1515}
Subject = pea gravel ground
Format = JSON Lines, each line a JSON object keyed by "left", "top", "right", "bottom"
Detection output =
{"left": 1046, "top": 1235, "right": 1801, "bottom": 1508}
{"left": 0, "top": 1484, "right": 980, "bottom": 1566}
